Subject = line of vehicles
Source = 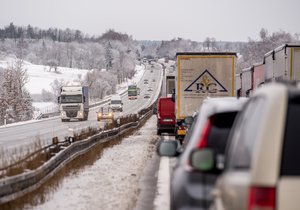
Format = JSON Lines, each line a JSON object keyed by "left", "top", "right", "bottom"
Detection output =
{"left": 238, "top": 44, "right": 300, "bottom": 97}
{"left": 156, "top": 44, "right": 300, "bottom": 210}
{"left": 57, "top": 63, "right": 155, "bottom": 122}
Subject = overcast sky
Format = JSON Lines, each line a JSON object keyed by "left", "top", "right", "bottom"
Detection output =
{"left": 0, "top": 0, "right": 299, "bottom": 42}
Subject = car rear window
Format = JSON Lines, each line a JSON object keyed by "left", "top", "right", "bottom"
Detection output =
{"left": 281, "top": 94, "right": 300, "bottom": 176}
{"left": 207, "top": 112, "right": 238, "bottom": 155}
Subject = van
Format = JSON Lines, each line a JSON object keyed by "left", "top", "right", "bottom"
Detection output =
{"left": 110, "top": 95, "right": 123, "bottom": 112}
{"left": 157, "top": 97, "right": 175, "bottom": 135}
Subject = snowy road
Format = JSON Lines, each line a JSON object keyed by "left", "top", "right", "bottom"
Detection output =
{"left": 25, "top": 116, "right": 162, "bottom": 210}
{"left": 0, "top": 62, "right": 162, "bottom": 152}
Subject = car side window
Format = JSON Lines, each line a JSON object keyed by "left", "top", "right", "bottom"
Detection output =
{"left": 226, "top": 97, "right": 265, "bottom": 170}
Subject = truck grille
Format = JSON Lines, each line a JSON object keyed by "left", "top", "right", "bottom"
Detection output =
{"left": 62, "top": 105, "right": 80, "bottom": 118}
{"left": 66, "top": 110, "right": 77, "bottom": 117}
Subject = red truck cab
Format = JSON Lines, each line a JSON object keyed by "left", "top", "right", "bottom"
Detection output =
{"left": 157, "top": 97, "right": 175, "bottom": 135}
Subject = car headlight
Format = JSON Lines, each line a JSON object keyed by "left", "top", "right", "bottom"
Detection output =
{"left": 108, "top": 113, "right": 112, "bottom": 116}
{"left": 78, "top": 111, "right": 83, "bottom": 116}
{"left": 98, "top": 113, "right": 102, "bottom": 117}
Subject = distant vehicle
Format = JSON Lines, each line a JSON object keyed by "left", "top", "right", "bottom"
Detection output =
{"left": 144, "top": 93, "right": 150, "bottom": 98}
{"left": 97, "top": 107, "right": 113, "bottom": 121}
{"left": 147, "top": 87, "right": 153, "bottom": 91}
{"left": 157, "top": 97, "right": 175, "bottom": 135}
{"left": 144, "top": 79, "right": 149, "bottom": 84}
{"left": 150, "top": 69, "right": 153, "bottom": 73}
{"left": 128, "top": 84, "right": 138, "bottom": 100}
{"left": 109, "top": 95, "right": 123, "bottom": 112}
{"left": 208, "top": 83, "right": 300, "bottom": 210}
{"left": 157, "top": 97, "right": 247, "bottom": 210}
{"left": 58, "top": 86, "right": 89, "bottom": 122}
{"left": 152, "top": 78, "right": 156, "bottom": 82}
{"left": 174, "top": 52, "right": 237, "bottom": 141}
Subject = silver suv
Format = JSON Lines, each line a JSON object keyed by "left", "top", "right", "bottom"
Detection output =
{"left": 157, "top": 97, "right": 247, "bottom": 210}
{"left": 193, "top": 83, "right": 300, "bottom": 210}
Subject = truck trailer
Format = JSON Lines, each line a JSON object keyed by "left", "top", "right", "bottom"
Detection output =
{"left": 58, "top": 86, "right": 89, "bottom": 122}
{"left": 175, "top": 52, "right": 236, "bottom": 140}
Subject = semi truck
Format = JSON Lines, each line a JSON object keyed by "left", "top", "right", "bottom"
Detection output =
{"left": 174, "top": 52, "right": 236, "bottom": 140}
{"left": 128, "top": 84, "right": 138, "bottom": 100}
{"left": 58, "top": 86, "right": 89, "bottom": 122}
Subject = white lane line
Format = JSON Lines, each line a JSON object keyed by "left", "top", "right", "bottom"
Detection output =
{"left": 154, "top": 156, "right": 170, "bottom": 210}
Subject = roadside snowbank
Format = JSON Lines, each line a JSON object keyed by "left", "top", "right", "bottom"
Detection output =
{"left": 27, "top": 116, "right": 158, "bottom": 210}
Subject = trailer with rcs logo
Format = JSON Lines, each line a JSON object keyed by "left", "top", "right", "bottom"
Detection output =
{"left": 174, "top": 52, "right": 236, "bottom": 141}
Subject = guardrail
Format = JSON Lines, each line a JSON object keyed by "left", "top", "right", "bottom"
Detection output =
{"left": 0, "top": 108, "right": 153, "bottom": 204}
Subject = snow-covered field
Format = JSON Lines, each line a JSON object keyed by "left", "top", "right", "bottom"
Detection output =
{"left": 0, "top": 58, "right": 145, "bottom": 114}
{"left": 26, "top": 116, "right": 159, "bottom": 210}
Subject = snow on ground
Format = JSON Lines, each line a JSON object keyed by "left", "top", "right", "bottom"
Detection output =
{"left": 0, "top": 59, "right": 89, "bottom": 94}
{"left": 26, "top": 116, "right": 158, "bottom": 210}
{"left": 0, "top": 58, "right": 145, "bottom": 114}
{"left": 115, "top": 63, "right": 145, "bottom": 95}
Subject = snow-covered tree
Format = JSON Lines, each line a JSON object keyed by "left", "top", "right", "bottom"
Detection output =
{"left": 0, "top": 59, "right": 33, "bottom": 125}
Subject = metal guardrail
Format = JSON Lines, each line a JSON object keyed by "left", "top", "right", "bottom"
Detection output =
{"left": 0, "top": 110, "right": 152, "bottom": 204}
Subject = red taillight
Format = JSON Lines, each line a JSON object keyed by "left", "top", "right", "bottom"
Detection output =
{"left": 196, "top": 117, "right": 214, "bottom": 149}
{"left": 248, "top": 186, "right": 276, "bottom": 210}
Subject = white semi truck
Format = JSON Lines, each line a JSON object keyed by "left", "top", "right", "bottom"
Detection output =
{"left": 174, "top": 52, "right": 237, "bottom": 140}
{"left": 58, "top": 86, "right": 89, "bottom": 122}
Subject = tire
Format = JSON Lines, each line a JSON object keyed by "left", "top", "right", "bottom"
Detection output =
{"left": 157, "top": 129, "right": 161, "bottom": 135}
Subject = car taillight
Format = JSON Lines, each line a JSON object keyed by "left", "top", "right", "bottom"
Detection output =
{"left": 196, "top": 117, "right": 214, "bottom": 149}
{"left": 184, "top": 117, "right": 214, "bottom": 172}
{"left": 248, "top": 186, "right": 276, "bottom": 210}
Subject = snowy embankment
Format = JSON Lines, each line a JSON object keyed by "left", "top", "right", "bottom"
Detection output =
{"left": 27, "top": 116, "right": 158, "bottom": 210}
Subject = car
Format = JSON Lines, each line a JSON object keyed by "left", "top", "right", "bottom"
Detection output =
{"left": 144, "top": 93, "right": 150, "bottom": 98}
{"left": 96, "top": 107, "right": 113, "bottom": 121}
{"left": 203, "top": 82, "right": 300, "bottom": 210}
{"left": 152, "top": 79, "right": 156, "bottom": 82}
{"left": 157, "top": 97, "right": 247, "bottom": 210}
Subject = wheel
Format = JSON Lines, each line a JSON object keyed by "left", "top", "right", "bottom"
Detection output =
{"left": 157, "top": 129, "right": 161, "bottom": 135}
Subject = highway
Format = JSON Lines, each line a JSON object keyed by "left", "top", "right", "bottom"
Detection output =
{"left": 0, "top": 62, "right": 163, "bottom": 152}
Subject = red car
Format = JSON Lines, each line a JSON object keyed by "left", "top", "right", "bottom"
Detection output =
{"left": 157, "top": 97, "right": 175, "bottom": 135}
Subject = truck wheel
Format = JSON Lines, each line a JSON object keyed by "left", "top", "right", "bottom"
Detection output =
{"left": 157, "top": 129, "right": 161, "bottom": 135}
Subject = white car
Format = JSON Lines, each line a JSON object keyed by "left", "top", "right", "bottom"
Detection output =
{"left": 193, "top": 83, "right": 300, "bottom": 210}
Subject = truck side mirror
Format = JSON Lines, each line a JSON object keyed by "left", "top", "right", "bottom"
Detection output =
{"left": 171, "top": 93, "right": 175, "bottom": 102}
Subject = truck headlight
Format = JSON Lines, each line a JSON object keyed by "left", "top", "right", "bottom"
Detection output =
{"left": 98, "top": 113, "right": 102, "bottom": 117}
{"left": 78, "top": 111, "right": 83, "bottom": 117}
{"left": 61, "top": 111, "right": 66, "bottom": 117}
{"left": 108, "top": 113, "right": 112, "bottom": 117}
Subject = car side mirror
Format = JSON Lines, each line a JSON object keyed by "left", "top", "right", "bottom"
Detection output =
{"left": 171, "top": 88, "right": 176, "bottom": 102}
{"left": 189, "top": 148, "right": 214, "bottom": 172}
{"left": 157, "top": 140, "right": 180, "bottom": 157}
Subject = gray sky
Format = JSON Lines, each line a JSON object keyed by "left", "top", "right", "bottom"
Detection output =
{"left": 0, "top": 0, "right": 299, "bottom": 42}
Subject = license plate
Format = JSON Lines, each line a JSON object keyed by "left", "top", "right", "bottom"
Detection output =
{"left": 163, "top": 119, "right": 173, "bottom": 122}
{"left": 177, "top": 130, "right": 186, "bottom": 135}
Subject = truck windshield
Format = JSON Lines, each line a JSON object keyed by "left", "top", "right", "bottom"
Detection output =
{"left": 61, "top": 95, "right": 82, "bottom": 103}
{"left": 111, "top": 100, "right": 122, "bottom": 104}
{"left": 128, "top": 90, "right": 137, "bottom": 96}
